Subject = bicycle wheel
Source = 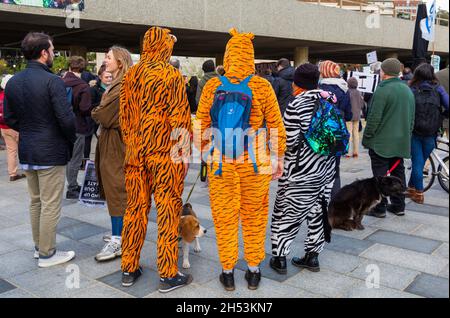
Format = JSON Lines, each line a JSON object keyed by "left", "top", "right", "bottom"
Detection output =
{"left": 423, "top": 157, "right": 436, "bottom": 192}
{"left": 438, "top": 156, "right": 449, "bottom": 194}
{"left": 398, "top": 158, "right": 434, "bottom": 192}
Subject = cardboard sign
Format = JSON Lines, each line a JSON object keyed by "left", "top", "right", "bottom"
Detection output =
{"left": 79, "top": 160, "right": 106, "bottom": 207}
{"left": 348, "top": 71, "right": 380, "bottom": 94}
{"left": 431, "top": 55, "right": 441, "bottom": 72}
{"left": 366, "top": 51, "right": 378, "bottom": 65}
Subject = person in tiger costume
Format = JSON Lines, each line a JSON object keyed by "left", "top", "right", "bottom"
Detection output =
{"left": 119, "top": 26, "right": 192, "bottom": 293}
{"left": 194, "top": 28, "right": 286, "bottom": 291}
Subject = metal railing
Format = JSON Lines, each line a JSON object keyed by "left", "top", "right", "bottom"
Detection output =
{"left": 299, "top": 0, "right": 449, "bottom": 26}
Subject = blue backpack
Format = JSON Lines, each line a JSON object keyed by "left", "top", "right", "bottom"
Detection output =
{"left": 206, "top": 75, "right": 258, "bottom": 176}
{"left": 66, "top": 86, "right": 73, "bottom": 106}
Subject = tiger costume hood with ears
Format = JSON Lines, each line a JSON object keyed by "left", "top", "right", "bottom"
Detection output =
{"left": 223, "top": 28, "right": 256, "bottom": 80}
{"left": 141, "top": 26, "right": 176, "bottom": 63}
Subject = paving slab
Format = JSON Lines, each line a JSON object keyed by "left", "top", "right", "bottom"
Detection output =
{"left": 325, "top": 234, "right": 374, "bottom": 256}
{"left": 344, "top": 282, "right": 422, "bottom": 298}
{"left": 97, "top": 266, "right": 160, "bottom": 298}
{"left": 348, "top": 259, "right": 420, "bottom": 291}
{"left": 360, "top": 244, "right": 448, "bottom": 276}
{"left": 203, "top": 268, "right": 306, "bottom": 298}
{"left": 284, "top": 268, "right": 362, "bottom": 298}
{"left": 411, "top": 224, "right": 450, "bottom": 243}
{"left": 405, "top": 273, "right": 449, "bottom": 298}
{"left": 57, "top": 222, "right": 109, "bottom": 241}
{"left": 0, "top": 278, "right": 16, "bottom": 294}
{"left": 9, "top": 266, "right": 97, "bottom": 298}
{"left": 365, "top": 230, "right": 442, "bottom": 254}
{"left": 405, "top": 202, "right": 449, "bottom": 217}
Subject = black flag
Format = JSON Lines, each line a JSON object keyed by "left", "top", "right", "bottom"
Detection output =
{"left": 412, "top": 4, "right": 429, "bottom": 69}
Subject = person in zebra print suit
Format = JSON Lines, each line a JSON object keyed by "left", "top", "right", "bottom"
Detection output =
{"left": 270, "top": 63, "right": 337, "bottom": 274}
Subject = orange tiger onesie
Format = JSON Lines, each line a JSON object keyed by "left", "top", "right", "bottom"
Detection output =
{"left": 119, "top": 27, "right": 191, "bottom": 279}
{"left": 194, "top": 29, "right": 286, "bottom": 274}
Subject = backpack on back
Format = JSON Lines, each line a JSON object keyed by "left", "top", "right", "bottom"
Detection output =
{"left": 66, "top": 86, "right": 74, "bottom": 108}
{"left": 413, "top": 85, "right": 443, "bottom": 137}
{"left": 207, "top": 75, "right": 257, "bottom": 176}
{"left": 297, "top": 97, "right": 349, "bottom": 166}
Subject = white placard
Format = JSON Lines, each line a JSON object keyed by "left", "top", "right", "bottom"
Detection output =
{"left": 366, "top": 51, "right": 378, "bottom": 65}
{"left": 347, "top": 71, "right": 380, "bottom": 94}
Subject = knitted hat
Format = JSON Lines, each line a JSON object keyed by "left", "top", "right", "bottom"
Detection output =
{"left": 381, "top": 58, "right": 402, "bottom": 76}
{"left": 347, "top": 77, "right": 359, "bottom": 89}
{"left": 319, "top": 60, "right": 341, "bottom": 78}
{"left": 294, "top": 63, "right": 320, "bottom": 90}
{"left": 1, "top": 74, "right": 13, "bottom": 90}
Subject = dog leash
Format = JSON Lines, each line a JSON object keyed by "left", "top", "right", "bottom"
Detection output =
{"left": 185, "top": 171, "right": 201, "bottom": 203}
{"left": 385, "top": 159, "right": 401, "bottom": 177}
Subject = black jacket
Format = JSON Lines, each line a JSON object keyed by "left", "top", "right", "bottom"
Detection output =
{"left": 4, "top": 61, "right": 76, "bottom": 166}
{"left": 274, "top": 66, "right": 295, "bottom": 115}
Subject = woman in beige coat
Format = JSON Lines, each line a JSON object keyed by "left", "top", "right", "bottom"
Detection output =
{"left": 91, "top": 46, "right": 132, "bottom": 262}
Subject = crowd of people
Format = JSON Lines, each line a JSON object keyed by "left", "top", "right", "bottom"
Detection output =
{"left": 0, "top": 27, "right": 448, "bottom": 293}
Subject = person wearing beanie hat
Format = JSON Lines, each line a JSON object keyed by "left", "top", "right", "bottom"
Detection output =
{"left": 0, "top": 74, "right": 26, "bottom": 182}
{"left": 362, "top": 58, "right": 415, "bottom": 218}
{"left": 270, "top": 63, "right": 338, "bottom": 275}
{"left": 196, "top": 59, "right": 219, "bottom": 105}
{"left": 195, "top": 28, "right": 286, "bottom": 291}
{"left": 293, "top": 63, "right": 320, "bottom": 91}
{"left": 346, "top": 77, "right": 365, "bottom": 158}
{"left": 319, "top": 60, "right": 352, "bottom": 200}
{"left": 381, "top": 58, "right": 402, "bottom": 77}
{"left": 319, "top": 60, "right": 341, "bottom": 79}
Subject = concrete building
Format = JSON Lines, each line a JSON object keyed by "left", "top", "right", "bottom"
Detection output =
{"left": 0, "top": 0, "right": 448, "bottom": 65}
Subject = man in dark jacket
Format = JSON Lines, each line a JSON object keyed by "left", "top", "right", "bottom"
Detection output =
{"left": 4, "top": 32, "right": 76, "bottom": 268}
{"left": 63, "top": 56, "right": 93, "bottom": 199}
{"left": 274, "top": 58, "right": 295, "bottom": 115}
{"left": 318, "top": 60, "right": 353, "bottom": 199}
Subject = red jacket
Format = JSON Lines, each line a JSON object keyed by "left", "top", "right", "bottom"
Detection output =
{"left": 0, "top": 91, "right": 10, "bottom": 129}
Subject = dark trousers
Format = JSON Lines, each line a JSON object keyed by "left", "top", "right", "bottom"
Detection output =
{"left": 369, "top": 149, "right": 406, "bottom": 212}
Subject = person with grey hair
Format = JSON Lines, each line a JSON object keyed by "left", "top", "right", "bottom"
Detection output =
{"left": 169, "top": 57, "right": 181, "bottom": 70}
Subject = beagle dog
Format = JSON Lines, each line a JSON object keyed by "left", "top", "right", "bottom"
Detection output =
{"left": 180, "top": 203, "right": 207, "bottom": 269}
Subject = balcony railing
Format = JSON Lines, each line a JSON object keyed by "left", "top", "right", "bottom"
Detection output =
{"left": 299, "top": 0, "right": 448, "bottom": 26}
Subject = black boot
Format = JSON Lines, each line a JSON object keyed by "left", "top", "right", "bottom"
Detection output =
{"left": 270, "top": 256, "right": 287, "bottom": 274}
{"left": 219, "top": 271, "right": 235, "bottom": 291}
{"left": 291, "top": 252, "right": 320, "bottom": 272}
{"left": 245, "top": 269, "right": 261, "bottom": 290}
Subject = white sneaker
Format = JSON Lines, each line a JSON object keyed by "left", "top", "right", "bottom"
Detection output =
{"left": 38, "top": 250, "right": 75, "bottom": 268}
{"left": 102, "top": 235, "right": 111, "bottom": 243}
{"left": 33, "top": 250, "right": 39, "bottom": 259}
{"left": 95, "top": 241, "right": 121, "bottom": 262}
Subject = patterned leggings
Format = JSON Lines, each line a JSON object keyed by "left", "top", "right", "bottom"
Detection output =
{"left": 271, "top": 181, "right": 334, "bottom": 257}
{"left": 121, "top": 153, "right": 185, "bottom": 278}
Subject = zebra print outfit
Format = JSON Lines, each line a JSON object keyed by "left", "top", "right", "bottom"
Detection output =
{"left": 271, "top": 90, "right": 336, "bottom": 257}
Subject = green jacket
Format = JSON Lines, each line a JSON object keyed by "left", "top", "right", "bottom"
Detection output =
{"left": 362, "top": 78, "right": 415, "bottom": 159}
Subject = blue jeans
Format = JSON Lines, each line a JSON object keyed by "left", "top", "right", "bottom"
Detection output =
{"left": 408, "top": 134, "right": 436, "bottom": 191}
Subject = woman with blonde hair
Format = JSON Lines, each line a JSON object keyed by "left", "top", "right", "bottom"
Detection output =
{"left": 91, "top": 46, "right": 133, "bottom": 262}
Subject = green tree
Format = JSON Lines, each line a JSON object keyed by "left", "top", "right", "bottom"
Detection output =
{"left": 51, "top": 55, "right": 69, "bottom": 74}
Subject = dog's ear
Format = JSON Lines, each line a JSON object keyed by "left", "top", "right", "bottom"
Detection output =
{"left": 180, "top": 216, "right": 196, "bottom": 243}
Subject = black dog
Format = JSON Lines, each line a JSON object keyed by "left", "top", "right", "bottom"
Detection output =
{"left": 328, "top": 176, "right": 404, "bottom": 232}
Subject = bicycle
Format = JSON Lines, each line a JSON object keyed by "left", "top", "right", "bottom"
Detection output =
{"left": 404, "top": 136, "right": 449, "bottom": 193}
